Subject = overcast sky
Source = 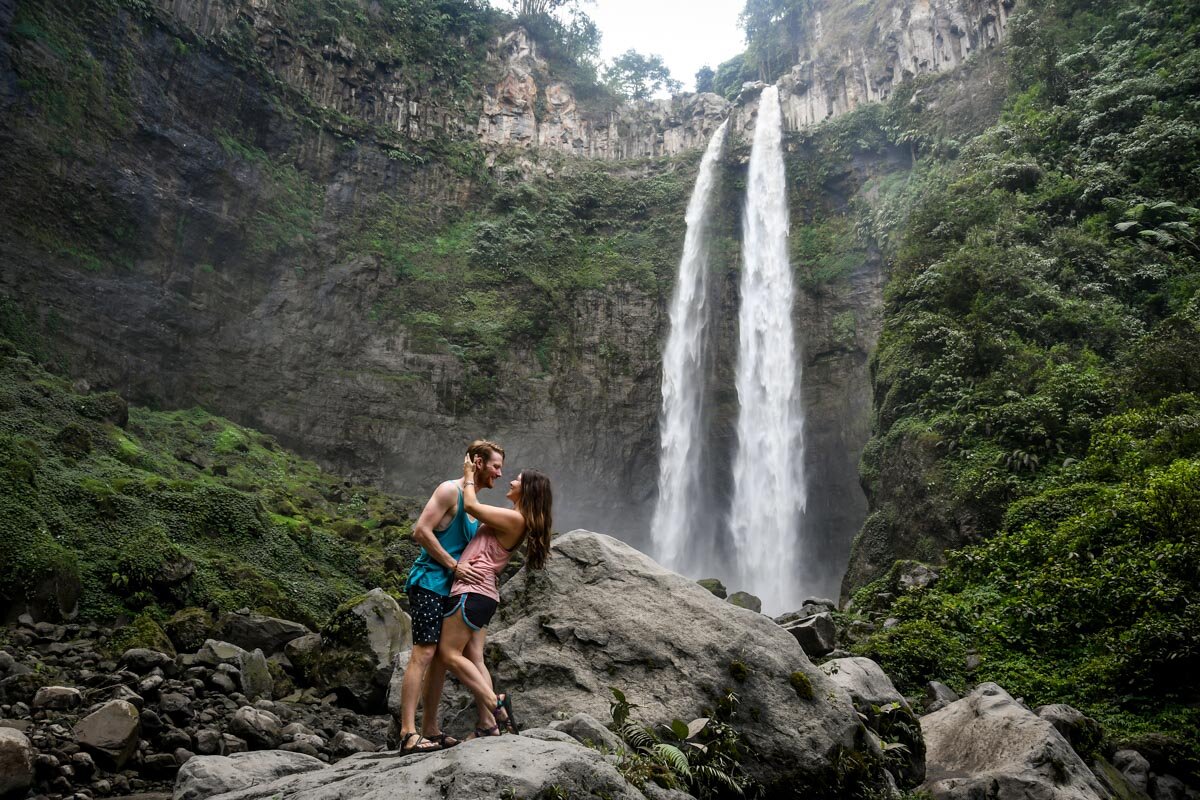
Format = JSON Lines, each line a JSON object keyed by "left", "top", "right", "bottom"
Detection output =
{"left": 588, "top": 0, "right": 747, "bottom": 93}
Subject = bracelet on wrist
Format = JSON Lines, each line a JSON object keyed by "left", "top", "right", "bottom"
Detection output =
{"left": 465, "top": 481, "right": 475, "bottom": 486}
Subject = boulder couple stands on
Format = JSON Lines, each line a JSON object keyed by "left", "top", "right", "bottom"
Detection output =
{"left": 394, "top": 438, "right": 553, "bottom": 754}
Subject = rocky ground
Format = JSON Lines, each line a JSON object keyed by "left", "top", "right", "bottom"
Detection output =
{"left": 2, "top": 532, "right": 1196, "bottom": 800}
{"left": 0, "top": 613, "right": 391, "bottom": 800}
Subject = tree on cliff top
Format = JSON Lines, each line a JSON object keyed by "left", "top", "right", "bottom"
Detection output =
{"left": 603, "top": 49, "right": 683, "bottom": 100}
{"left": 739, "top": 0, "right": 810, "bottom": 82}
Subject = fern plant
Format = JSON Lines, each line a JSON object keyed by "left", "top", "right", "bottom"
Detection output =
{"left": 607, "top": 687, "right": 760, "bottom": 799}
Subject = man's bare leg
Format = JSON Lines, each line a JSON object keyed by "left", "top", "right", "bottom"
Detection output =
{"left": 420, "top": 649, "right": 449, "bottom": 739}
{"left": 398, "top": 643, "right": 437, "bottom": 748}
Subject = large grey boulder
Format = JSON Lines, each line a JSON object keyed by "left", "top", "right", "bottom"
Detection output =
{"left": 921, "top": 683, "right": 1108, "bottom": 799}
{"left": 179, "top": 736, "right": 648, "bottom": 799}
{"left": 0, "top": 727, "right": 35, "bottom": 797}
{"left": 312, "top": 589, "right": 411, "bottom": 712}
{"left": 481, "top": 531, "right": 881, "bottom": 795}
{"left": 215, "top": 612, "right": 312, "bottom": 655}
{"left": 73, "top": 699, "right": 140, "bottom": 769}
{"left": 173, "top": 750, "right": 325, "bottom": 800}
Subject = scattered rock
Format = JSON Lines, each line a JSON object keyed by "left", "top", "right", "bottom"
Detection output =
{"left": 1113, "top": 750, "right": 1151, "bottom": 794}
{"left": 31, "top": 686, "right": 82, "bottom": 710}
{"left": 696, "top": 578, "right": 727, "bottom": 599}
{"left": 72, "top": 700, "right": 141, "bottom": 769}
{"left": 1035, "top": 703, "right": 1103, "bottom": 758}
{"left": 895, "top": 561, "right": 940, "bottom": 592}
{"left": 781, "top": 612, "right": 837, "bottom": 657}
{"left": 549, "top": 712, "right": 624, "bottom": 752}
{"left": 0, "top": 727, "right": 35, "bottom": 797}
{"left": 164, "top": 609, "right": 213, "bottom": 653}
{"left": 727, "top": 591, "right": 762, "bottom": 613}
{"left": 237, "top": 650, "right": 273, "bottom": 701}
{"left": 214, "top": 612, "right": 312, "bottom": 656}
{"left": 924, "top": 681, "right": 959, "bottom": 714}
{"left": 921, "top": 683, "right": 1108, "bottom": 799}
{"left": 120, "top": 649, "right": 175, "bottom": 676}
{"left": 329, "top": 731, "right": 375, "bottom": 757}
{"left": 197, "top": 640, "right": 249, "bottom": 667}
{"left": 228, "top": 707, "right": 283, "bottom": 750}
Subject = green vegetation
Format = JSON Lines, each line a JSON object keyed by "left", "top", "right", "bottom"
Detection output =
{"left": 608, "top": 687, "right": 759, "bottom": 799}
{"left": 342, "top": 156, "right": 696, "bottom": 404}
{"left": 843, "top": 0, "right": 1200, "bottom": 765}
{"left": 0, "top": 329, "right": 421, "bottom": 628}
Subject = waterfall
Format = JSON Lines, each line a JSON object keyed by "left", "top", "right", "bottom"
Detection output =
{"left": 728, "top": 86, "right": 805, "bottom": 615}
{"left": 652, "top": 120, "right": 729, "bottom": 574}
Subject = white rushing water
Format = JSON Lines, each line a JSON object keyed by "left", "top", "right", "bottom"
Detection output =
{"left": 652, "top": 120, "right": 729, "bottom": 574}
{"left": 728, "top": 87, "right": 805, "bottom": 614}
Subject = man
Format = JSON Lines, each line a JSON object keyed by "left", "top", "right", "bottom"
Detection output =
{"left": 397, "top": 439, "right": 505, "bottom": 754}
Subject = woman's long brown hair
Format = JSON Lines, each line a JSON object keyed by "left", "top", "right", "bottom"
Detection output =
{"left": 516, "top": 470, "right": 552, "bottom": 570}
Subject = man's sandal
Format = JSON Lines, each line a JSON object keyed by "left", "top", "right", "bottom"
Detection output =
{"left": 399, "top": 732, "right": 441, "bottom": 755}
{"left": 428, "top": 732, "right": 460, "bottom": 748}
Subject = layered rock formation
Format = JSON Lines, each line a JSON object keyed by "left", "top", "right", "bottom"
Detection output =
{"left": 775, "top": 0, "right": 1015, "bottom": 128}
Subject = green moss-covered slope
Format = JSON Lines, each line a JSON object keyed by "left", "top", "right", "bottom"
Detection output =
{"left": 0, "top": 330, "right": 422, "bottom": 628}
{"left": 841, "top": 0, "right": 1200, "bottom": 766}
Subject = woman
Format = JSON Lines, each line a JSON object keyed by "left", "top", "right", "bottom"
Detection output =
{"left": 435, "top": 455, "right": 553, "bottom": 738}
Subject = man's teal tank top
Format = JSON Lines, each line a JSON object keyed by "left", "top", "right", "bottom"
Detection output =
{"left": 406, "top": 485, "right": 479, "bottom": 596}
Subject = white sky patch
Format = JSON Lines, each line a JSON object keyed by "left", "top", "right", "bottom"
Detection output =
{"left": 589, "top": 0, "right": 746, "bottom": 94}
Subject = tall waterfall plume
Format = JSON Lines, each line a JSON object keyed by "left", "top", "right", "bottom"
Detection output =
{"left": 728, "top": 86, "right": 805, "bottom": 615}
{"left": 652, "top": 120, "right": 729, "bottom": 573}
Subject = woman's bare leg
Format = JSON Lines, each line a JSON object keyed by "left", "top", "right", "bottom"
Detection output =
{"left": 465, "top": 627, "right": 495, "bottom": 727}
{"left": 439, "top": 612, "right": 499, "bottom": 729}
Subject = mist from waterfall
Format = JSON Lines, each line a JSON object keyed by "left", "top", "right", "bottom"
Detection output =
{"left": 728, "top": 86, "right": 805, "bottom": 615}
{"left": 652, "top": 120, "right": 729, "bottom": 574}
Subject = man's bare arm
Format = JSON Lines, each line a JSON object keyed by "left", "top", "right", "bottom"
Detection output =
{"left": 411, "top": 481, "right": 484, "bottom": 584}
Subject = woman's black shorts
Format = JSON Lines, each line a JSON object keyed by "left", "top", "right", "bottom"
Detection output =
{"left": 444, "top": 592, "right": 499, "bottom": 630}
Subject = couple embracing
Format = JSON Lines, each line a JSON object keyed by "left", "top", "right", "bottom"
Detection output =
{"left": 396, "top": 439, "right": 553, "bottom": 754}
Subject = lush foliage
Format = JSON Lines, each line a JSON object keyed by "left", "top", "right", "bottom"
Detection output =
{"left": 608, "top": 687, "right": 760, "bottom": 799}
{"left": 341, "top": 156, "right": 695, "bottom": 405}
{"left": 848, "top": 0, "right": 1200, "bottom": 763}
{"left": 0, "top": 325, "right": 421, "bottom": 628}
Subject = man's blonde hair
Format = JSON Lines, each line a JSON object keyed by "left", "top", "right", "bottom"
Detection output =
{"left": 467, "top": 439, "right": 505, "bottom": 463}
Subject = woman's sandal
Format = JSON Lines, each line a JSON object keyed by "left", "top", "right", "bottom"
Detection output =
{"left": 399, "top": 732, "right": 441, "bottom": 755}
{"left": 428, "top": 732, "right": 460, "bottom": 748}
{"left": 493, "top": 692, "right": 520, "bottom": 735}
{"left": 467, "top": 724, "right": 501, "bottom": 739}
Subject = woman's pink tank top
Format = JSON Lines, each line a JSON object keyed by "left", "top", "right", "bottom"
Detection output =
{"left": 450, "top": 526, "right": 520, "bottom": 602}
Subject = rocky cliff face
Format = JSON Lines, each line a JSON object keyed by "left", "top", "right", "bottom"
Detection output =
{"left": 775, "top": 0, "right": 1014, "bottom": 128}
